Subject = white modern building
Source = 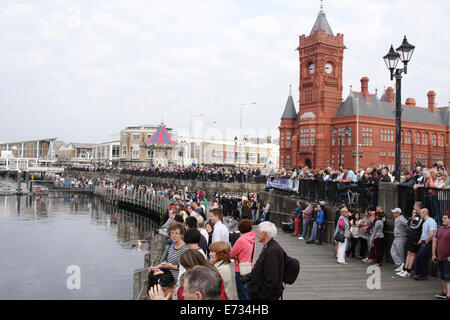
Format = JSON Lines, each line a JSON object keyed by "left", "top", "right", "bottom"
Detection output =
{"left": 93, "top": 135, "right": 120, "bottom": 166}
{"left": 172, "top": 135, "right": 279, "bottom": 168}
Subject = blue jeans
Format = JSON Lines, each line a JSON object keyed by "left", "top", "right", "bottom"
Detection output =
{"left": 252, "top": 209, "right": 257, "bottom": 223}
{"left": 302, "top": 218, "right": 311, "bottom": 238}
{"left": 415, "top": 242, "right": 432, "bottom": 278}
{"left": 235, "top": 272, "right": 250, "bottom": 300}
{"left": 430, "top": 195, "right": 441, "bottom": 225}
{"left": 309, "top": 222, "right": 317, "bottom": 241}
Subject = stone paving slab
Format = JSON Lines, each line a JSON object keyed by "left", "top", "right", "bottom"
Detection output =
{"left": 251, "top": 228, "right": 442, "bottom": 300}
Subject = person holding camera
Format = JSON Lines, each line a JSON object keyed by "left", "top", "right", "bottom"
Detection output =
{"left": 147, "top": 268, "right": 176, "bottom": 300}
{"left": 149, "top": 222, "right": 188, "bottom": 282}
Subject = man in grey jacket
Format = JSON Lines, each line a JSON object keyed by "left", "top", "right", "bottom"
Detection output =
{"left": 390, "top": 208, "right": 409, "bottom": 272}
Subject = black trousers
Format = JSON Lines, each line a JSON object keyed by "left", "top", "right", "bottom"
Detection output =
{"left": 359, "top": 238, "right": 368, "bottom": 258}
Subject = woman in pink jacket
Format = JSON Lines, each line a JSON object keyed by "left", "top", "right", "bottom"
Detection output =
{"left": 230, "top": 219, "right": 255, "bottom": 300}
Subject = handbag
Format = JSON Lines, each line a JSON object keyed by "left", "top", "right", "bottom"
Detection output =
{"left": 237, "top": 243, "right": 255, "bottom": 284}
{"left": 334, "top": 229, "right": 345, "bottom": 243}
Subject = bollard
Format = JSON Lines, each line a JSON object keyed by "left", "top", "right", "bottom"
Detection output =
{"left": 17, "top": 170, "right": 22, "bottom": 193}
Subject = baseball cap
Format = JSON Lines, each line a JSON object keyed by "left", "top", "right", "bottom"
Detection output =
{"left": 391, "top": 208, "right": 402, "bottom": 214}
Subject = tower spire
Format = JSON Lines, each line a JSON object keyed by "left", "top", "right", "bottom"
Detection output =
{"left": 310, "top": 1, "right": 334, "bottom": 36}
{"left": 289, "top": 84, "right": 292, "bottom": 97}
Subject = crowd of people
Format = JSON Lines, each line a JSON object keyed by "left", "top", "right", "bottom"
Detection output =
{"left": 271, "top": 162, "right": 450, "bottom": 226}
{"left": 70, "top": 164, "right": 267, "bottom": 183}
{"left": 147, "top": 203, "right": 293, "bottom": 300}
{"left": 282, "top": 199, "right": 449, "bottom": 300}
{"left": 273, "top": 160, "right": 448, "bottom": 183}
{"left": 103, "top": 175, "right": 293, "bottom": 301}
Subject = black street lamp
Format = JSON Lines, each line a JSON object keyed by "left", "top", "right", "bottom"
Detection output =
{"left": 332, "top": 126, "right": 350, "bottom": 168}
{"left": 383, "top": 36, "right": 415, "bottom": 182}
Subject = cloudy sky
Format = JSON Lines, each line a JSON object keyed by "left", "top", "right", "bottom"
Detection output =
{"left": 1, "top": 0, "right": 449, "bottom": 144}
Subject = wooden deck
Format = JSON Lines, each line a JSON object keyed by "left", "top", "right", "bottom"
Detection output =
{"left": 250, "top": 227, "right": 442, "bottom": 300}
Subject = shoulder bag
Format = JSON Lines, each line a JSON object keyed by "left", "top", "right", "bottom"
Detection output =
{"left": 238, "top": 243, "right": 255, "bottom": 284}
{"left": 334, "top": 218, "right": 345, "bottom": 243}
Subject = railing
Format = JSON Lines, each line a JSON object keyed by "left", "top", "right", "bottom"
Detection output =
{"left": 0, "top": 157, "right": 64, "bottom": 173}
{"left": 52, "top": 182, "right": 95, "bottom": 192}
{"left": 0, "top": 158, "right": 29, "bottom": 171}
{"left": 398, "top": 186, "right": 447, "bottom": 225}
{"left": 265, "top": 177, "right": 378, "bottom": 209}
{"left": 93, "top": 186, "right": 170, "bottom": 216}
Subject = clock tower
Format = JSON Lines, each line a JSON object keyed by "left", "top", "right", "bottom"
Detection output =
{"left": 297, "top": 7, "right": 345, "bottom": 119}
{"left": 279, "top": 5, "right": 346, "bottom": 169}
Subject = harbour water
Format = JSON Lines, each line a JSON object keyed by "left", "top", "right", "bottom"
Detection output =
{"left": 0, "top": 193, "right": 159, "bottom": 300}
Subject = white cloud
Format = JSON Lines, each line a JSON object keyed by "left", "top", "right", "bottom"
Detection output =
{"left": 0, "top": 0, "right": 449, "bottom": 143}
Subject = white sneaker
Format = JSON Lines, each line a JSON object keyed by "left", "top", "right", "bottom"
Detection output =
{"left": 394, "top": 263, "right": 404, "bottom": 272}
{"left": 399, "top": 271, "right": 411, "bottom": 278}
{"left": 396, "top": 270, "right": 405, "bottom": 276}
{"left": 298, "top": 236, "right": 304, "bottom": 240}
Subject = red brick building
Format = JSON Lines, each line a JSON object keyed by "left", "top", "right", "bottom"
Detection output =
{"left": 279, "top": 8, "right": 449, "bottom": 171}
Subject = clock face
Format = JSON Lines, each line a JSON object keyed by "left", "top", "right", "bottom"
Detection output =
{"left": 325, "top": 63, "right": 333, "bottom": 74}
{"left": 308, "top": 63, "right": 315, "bottom": 74}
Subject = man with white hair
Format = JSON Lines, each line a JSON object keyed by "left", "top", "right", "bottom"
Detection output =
{"left": 248, "top": 221, "right": 285, "bottom": 300}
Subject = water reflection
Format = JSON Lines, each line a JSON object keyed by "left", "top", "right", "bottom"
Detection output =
{"left": 90, "top": 198, "right": 157, "bottom": 251}
{"left": 0, "top": 194, "right": 159, "bottom": 251}
{"left": 0, "top": 194, "right": 160, "bottom": 299}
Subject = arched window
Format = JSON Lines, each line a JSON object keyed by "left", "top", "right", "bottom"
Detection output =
{"left": 415, "top": 132, "right": 420, "bottom": 145}
{"left": 438, "top": 135, "right": 444, "bottom": 147}
{"left": 431, "top": 134, "right": 437, "bottom": 146}
{"left": 422, "top": 133, "right": 428, "bottom": 145}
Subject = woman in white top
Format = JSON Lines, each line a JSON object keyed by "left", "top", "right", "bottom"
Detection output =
{"left": 349, "top": 212, "right": 362, "bottom": 258}
{"left": 334, "top": 208, "right": 350, "bottom": 264}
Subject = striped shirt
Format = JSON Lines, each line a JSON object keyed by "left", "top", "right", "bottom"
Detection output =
{"left": 167, "top": 243, "right": 188, "bottom": 281}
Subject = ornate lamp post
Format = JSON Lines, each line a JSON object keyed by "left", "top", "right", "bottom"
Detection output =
{"left": 240, "top": 101, "right": 256, "bottom": 168}
{"left": 383, "top": 36, "right": 415, "bottom": 182}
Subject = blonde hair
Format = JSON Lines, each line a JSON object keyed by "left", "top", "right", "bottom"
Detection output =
{"left": 195, "top": 215, "right": 204, "bottom": 228}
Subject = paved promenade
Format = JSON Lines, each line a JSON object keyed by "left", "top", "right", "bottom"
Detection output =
{"left": 251, "top": 228, "right": 442, "bottom": 300}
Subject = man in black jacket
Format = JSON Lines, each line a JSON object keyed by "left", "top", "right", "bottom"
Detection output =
{"left": 249, "top": 221, "right": 285, "bottom": 300}
{"left": 396, "top": 169, "right": 416, "bottom": 218}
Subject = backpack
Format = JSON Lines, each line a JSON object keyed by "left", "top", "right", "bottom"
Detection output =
{"left": 283, "top": 250, "right": 300, "bottom": 285}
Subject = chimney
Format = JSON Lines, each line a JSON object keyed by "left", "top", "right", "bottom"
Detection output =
{"left": 405, "top": 98, "right": 416, "bottom": 107}
{"left": 360, "top": 77, "right": 370, "bottom": 103}
{"left": 428, "top": 90, "right": 436, "bottom": 113}
{"left": 386, "top": 87, "right": 394, "bottom": 104}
